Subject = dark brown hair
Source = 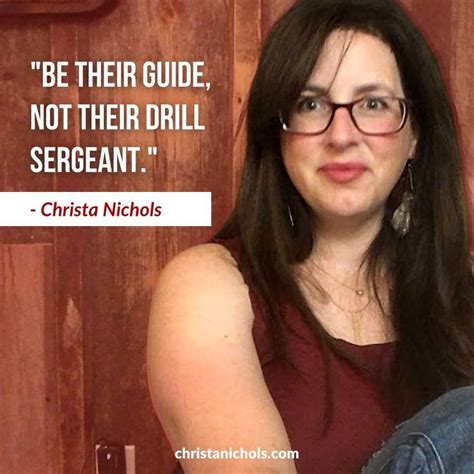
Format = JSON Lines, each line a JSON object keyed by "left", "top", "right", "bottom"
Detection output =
{"left": 216, "top": 0, "right": 474, "bottom": 422}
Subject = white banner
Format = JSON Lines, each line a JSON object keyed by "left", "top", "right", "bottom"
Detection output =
{"left": 0, "top": 192, "right": 211, "bottom": 227}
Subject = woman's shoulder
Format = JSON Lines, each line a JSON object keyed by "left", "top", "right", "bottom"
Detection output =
{"left": 166, "top": 241, "right": 238, "bottom": 267}
{"left": 160, "top": 242, "right": 245, "bottom": 289}
{"left": 152, "top": 242, "right": 254, "bottom": 329}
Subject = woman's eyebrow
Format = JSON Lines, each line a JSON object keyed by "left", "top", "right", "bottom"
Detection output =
{"left": 353, "top": 83, "right": 397, "bottom": 95}
{"left": 300, "top": 84, "right": 328, "bottom": 95}
{"left": 301, "top": 82, "right": 397, "bottom": 96}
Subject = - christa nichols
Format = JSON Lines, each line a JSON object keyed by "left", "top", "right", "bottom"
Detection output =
{"left": 40, "top": 201, "right": 162, "bottom": 217}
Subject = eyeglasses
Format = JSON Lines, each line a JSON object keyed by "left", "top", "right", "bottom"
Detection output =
{"left": 280, "top": 95, "right": 413, "bottom": 136}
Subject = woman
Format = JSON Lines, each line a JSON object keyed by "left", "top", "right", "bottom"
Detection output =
{"left": 147, "top": 0, "right": 474, "bottom": 472}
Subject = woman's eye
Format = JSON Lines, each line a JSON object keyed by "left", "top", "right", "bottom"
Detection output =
{"left": 295, "top": 96, "right": 324, "bottom": 113}
{"left": 363, "top": 97, "right": 388, "bottom": 110}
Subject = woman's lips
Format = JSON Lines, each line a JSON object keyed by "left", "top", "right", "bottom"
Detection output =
{"left": 318, "top": 162, "right": 368, "bottom": 183}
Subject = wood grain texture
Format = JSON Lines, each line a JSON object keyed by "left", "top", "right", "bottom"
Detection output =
{"left": 79, "top": 227, "right": 165, "bottom": 473}
{"left": 261, "top": 0, "right": 293, "bottom": 40}
{"left": 232, "top": 0, "right": 261, "bottom": 202}
{"left": 73, "top": 0, "right": 232, "bottom": 472}
{"left": 0, "top": 244, "right": 59, "bottom": 474}
{"left": 0, "top": 0, "right": 112, "bottom": 15}
{"left": 1, "top": 1, "right": 473, "bottom": 473}
{"left": 451, "top": 0, "right": 474, "bottom": 243}
{"left": 49, "top": 23, "right": 87, "bottom": 473}
{"left": 0, "top": 16, "right": 53, "bottom": 244}
{"left": 64, "top": 2, "right": 167, "bottom": 472}
{"left": 401, "top": 0, "right": 452, "bottom": 88}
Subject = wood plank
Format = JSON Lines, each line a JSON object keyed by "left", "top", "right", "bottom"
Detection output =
{"left": 232, "top": 0, "right": 261, "bottom": 202}
{"left": 81, "top": 228, "right": 166, "bottom": 473}
{"left": 261, "top": 0, "right": 293, "bottom": 40}
{"left": 48, "top": 23, "right": 87, "bottom": 473}
{"left": 0, "top": 0, "right": 111, "bottom": 15}
{"left": 0, "top": 16, "right": 54, "bottom": 244}
{"left": 450, "top": 0, "right": 474, "bottom": 245}
{"left": 53, "top": 226, "right": 86, "bottom": 474}
{"left": 409, "top": 0, "right": 452, "bottom": 88}
{"left": 0, "top": 244, "right": 59, "bottom": 474}
{"left": 70, "top": 0, "right": 235, "bottom": 471}
{"left": 0, "top": 230, "right": 54, "bottom": 245}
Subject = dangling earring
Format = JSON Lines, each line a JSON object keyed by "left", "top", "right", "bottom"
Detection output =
{"left": 391, "top": 160, "right": 415, "bottom": 237}
{"left": 287, "top": 204, "right": 295, "bottom": 228}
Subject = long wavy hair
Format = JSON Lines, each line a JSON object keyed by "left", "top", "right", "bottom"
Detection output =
{"left": 215, "top": 0, "right": 474, "bottom": 422}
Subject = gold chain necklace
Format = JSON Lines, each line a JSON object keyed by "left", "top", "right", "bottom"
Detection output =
{"left": 324, "top": 289, "right": 371, "bottom": 344}
{"left": 310, "top": 261, "right": 367, "bottom": 297}
{"left": 325, "top": 290, "right": 371, "bottom": 314}
{"left": 304, "top": 261, "right": 373, "bottom": 344}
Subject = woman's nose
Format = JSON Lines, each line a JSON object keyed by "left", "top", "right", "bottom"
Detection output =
{"left": 324, "top": 106, "right": 360, "bottom": 147}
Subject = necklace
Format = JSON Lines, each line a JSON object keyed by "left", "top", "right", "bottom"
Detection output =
{"left": 324, "top": 289, "right": 371, "bottom": 344}
{"left": 299, "top": 259, "right": 392, "bottom": 345}
{"left": 310, "top": 261, "right": 367, "bottom": 297}
{"left": 325, "top": 290, "right": 371, "bottom": 314}
{"left": 301, "top": 261, "right": 373, "bottom": 344}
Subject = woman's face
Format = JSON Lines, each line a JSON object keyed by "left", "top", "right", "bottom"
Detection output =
{"left": 281, "top": 30, "right": 418, "bottom": 225}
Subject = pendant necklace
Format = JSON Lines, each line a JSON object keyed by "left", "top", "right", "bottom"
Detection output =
{"left": 308, "top": 261, "right": 372, "bottom": 344}
{"left": 310, "top": 261, "right": 367, "bottom": 297}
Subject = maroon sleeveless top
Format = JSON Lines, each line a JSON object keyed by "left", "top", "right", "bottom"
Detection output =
{"left": 173, "top": 237, "right": 397, "bottom": 474}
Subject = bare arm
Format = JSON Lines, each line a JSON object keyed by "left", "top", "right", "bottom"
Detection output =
{"left": 147, "top": 244, "right": 297, "bottom": 473}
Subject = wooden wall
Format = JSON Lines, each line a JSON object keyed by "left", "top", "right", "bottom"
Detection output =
{"left": 0, "top": 1, "right": 472, "bottom": 473}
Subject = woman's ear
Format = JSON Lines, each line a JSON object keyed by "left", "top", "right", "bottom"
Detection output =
{"left": 408, "top": 131, "right": 418, "bottom": 160}
{"left": 408, "top": 123, "right": 419, "bottom": 159}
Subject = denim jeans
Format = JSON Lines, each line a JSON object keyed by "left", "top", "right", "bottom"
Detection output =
{"left": 361, "top": 386, "right": 474, "bottom": 473}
